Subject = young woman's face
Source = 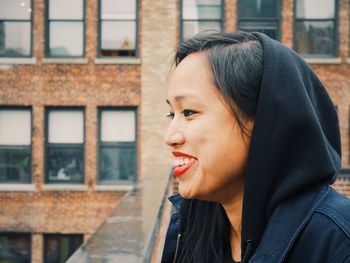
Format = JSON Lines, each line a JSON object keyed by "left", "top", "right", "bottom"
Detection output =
{"left": 164, "top": 53, "right": 253, "bottom": 204}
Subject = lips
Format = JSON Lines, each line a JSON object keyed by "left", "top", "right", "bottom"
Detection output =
{"left": 172, "top": 151, "right": 197, "bottom": 177}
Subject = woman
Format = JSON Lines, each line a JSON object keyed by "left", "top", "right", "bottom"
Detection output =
{"left": 162, "top": 31, "right": 350, "bottom": 263}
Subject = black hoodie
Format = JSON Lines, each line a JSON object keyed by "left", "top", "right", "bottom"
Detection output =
{"left": 240, "top": 32, "right": 341, "bottom": 259}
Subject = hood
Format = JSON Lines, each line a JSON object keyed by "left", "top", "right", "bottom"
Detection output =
{"left": 241, "top": 32, "right": 341, "bottom": 259}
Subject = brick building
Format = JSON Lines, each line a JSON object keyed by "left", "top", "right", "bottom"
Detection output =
{"left": 0, "top": 0, "right": 349, "bottom": 262}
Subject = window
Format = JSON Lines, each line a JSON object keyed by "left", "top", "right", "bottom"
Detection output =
{"left": 0, "top": 0, "right": 33, "bottom": 57}
{"left": 46, "top": 0, "right": 85, "bottom": 57}
{"left": 294, "top": 0, "right": 337, "bottom": 57}
{"left": 0, "top": 108, "right": 31, "bottom": 183}
{"left": 237, "top": 0, "right": 280, "bottom": 40}
{"left": 98, "top": 0, "right": 137, "bottom": 57}
{"left": 0, "top": 233, "right": 31, "bottom": 263}
{"left": 181, "top": 0, "right": 224, "bottom": 41}
{"left": 44, "top": 234, "right": 83, "bottom": 263}
{"left": 45, "top": 108, "right": 84, "bottom": 183}
{"left": 98, "top": 108, "right": 137, "bottom": 183}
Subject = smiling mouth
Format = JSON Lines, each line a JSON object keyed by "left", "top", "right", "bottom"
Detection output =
{"left": 173, "top": 159, "right": 196, "bottom": 177}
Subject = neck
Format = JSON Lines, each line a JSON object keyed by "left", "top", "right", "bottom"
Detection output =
{"left": 220, "top": 184, "right": 244, "bottom": 262}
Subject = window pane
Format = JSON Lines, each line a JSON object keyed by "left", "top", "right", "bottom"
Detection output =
{"left": 101, "top": 21, "right": 136, "bottom": 56}
{"left": 296, "top": 0, "right": 335, "bottom": 19}
{"left": 239, "top": 21, "right": 278, "bottom": 39}
{"left": 44, "top": 235, "right": 83, "bottom": 263}
{"left": 0, "top": 110, "right": 31, "bottom": 145}
{"left": 48, "top": 110, "right": 84, "bottom": 143}
{"left": 183, "top": 21, "right": 221, "bottom": 40}
{"left": 0, "top": 0, "right": 31, "bottom": 20}
{"left": 101, "top": 0, "right": 136, "bottom": 19}
{"left": 238, "top": 0, "right": 278, "bottom": 18}
{"left": 47, "top": 147, "right": 83, "bottom": 182}
{"left": 295, "top": 21, "right": 334, "bottom": 56}
{"left": 101, "top": 111, "right": 136, "bottom": 142}
{"left": 0, "top": 22, "right": 31, "bottom": 57}
{"left": 0, "top": 234, "right": 31, "bottom": 263}
{"left": 0, "top": 147, "right": 31, "bottom": 183}
{"left": 49, "top": 0, "right": 83, "bottom": 19}
{"left": 100, "top": 146, "right": 136, "bottom": 182}
{"left": 49, "top": 22, "right": 83, "bottom": 56}
{"left": 183, "top": 5, "right": 222, "bottom": 20}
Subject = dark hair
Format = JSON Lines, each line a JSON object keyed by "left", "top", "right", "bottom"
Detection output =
{"left": 174, "top": 31, "right": 263, "bottom": 263}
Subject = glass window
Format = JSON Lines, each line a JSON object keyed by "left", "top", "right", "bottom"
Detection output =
{"left": 46, "top": 109, "right": 84, "bottom": 183}
{"left": 294, "top": 0, "right": 337, "bottom": 57}
{"left": 237, "top": 0, "right": 280, "bottom": 40}
{"left": 44, "top": 234, "right": 83, "bottom": 263}
{"left": 0, "top": 109, "right": 31, "bottom": 183}
{"left": 99, "top": 0, "right": 137, "bottom": 57}
{"left": 181, "top": 0, "right": 223, "bottom": 41}
{"left": 46, "top": 0, "right": 85, "bottom": 57}
{"left": 0, "top": 233, "right": 31, "bottom": 263}
{"left": 0, "top": 0, "right": 32, "bottom": 57}
{"left": 98, "top": 109, "right": 137, "bottom": 183}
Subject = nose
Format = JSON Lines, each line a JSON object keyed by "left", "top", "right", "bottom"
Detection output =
{"left": 164, "top": 125, "right": 185, "bottom": 147}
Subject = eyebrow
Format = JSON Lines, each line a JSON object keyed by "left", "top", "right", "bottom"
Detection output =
{"left": 166, "top": 94, "right": 202, "bottom": 105}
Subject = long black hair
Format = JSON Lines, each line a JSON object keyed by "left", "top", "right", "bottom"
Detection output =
{"left": 174, "top": 31, "right": 263, "bottom": 263}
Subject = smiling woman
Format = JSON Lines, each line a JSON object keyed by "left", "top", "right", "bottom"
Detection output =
{"left": 161, "top": 31, "right": 350, "bottom": 263}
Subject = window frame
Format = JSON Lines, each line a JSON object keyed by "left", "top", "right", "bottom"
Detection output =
{"left": 180, "top": 0, "right": 225, "bottom": 42}
{"left": 45, "top": 0, "right": 86, "bottom": 58}
{"left": 97, "top": 107, "right": 138, "bottom": 184}
{"left": 45, "top": 107, "right": 85, "bottom": 184}
{"left": 237, "top": 0, "right": 281, "bottom": 41}
{"left": 0, "top": 106, "right": 32, "bottom": 184}
{"left": 43, "top": 234, "right": 83, "bottom": 263}
{"left": 97, "top": 0, "right": 139, "bottom": 58}
{"left": 293, "top": 0, "right": 339, "bottom": 58}
{"left": 0, "top": 232, "right": 32, "bottom": 262}
{"left": 0, "top": 0, "right": 34, "bottom": 58}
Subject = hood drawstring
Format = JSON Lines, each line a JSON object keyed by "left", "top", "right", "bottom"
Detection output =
{"left": 242, "top": 240, "right": 255, "bottom": 263}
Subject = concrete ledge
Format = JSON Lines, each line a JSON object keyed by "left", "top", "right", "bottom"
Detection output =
{"left": 0, "top": 57, "right": 37, "bottom": 65}
{"left": 42, "top": 58, "right": 88, "bottom": 64}
{"left": 94, "top": 184, "right": 135, "bottom": 192}
{"left": 0, "top": 184, "right": 35, "bottom": 192}
{"left": 42, "top": 184, "right": 88, "bottom": 191}
{"left": 94, "top": 57, "right": 141, "bottom": 65}
{"left": 304, "top": 57, "right": 341, "bottom": 64}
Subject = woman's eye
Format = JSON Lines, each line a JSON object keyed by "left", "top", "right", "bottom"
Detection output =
{"left": 183, "top": 109, "right": 197, "bottom": 117}
{"left": 165, "top": 112, "right": 174, "bottom": 119}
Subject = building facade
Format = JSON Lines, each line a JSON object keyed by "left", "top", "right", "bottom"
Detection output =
{"left": 0, "top": 0, "right": 349, "bottom": 262}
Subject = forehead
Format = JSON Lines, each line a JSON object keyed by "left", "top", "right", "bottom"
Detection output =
{"left": 167, "top": 53, "right": 221, "bottom": 105}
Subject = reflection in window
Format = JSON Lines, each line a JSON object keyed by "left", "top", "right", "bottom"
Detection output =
{"left": 98, "top": 109, "right": 137, "bottom": 183}
{"left": 46, "top": 109, "right": 84, "bottom": 183}
{"left": 294, "top": 0, "right": 337, "bottom": 57}
{"left": 99, "top": 0, "right": 137, "bottom": 57}
{"left": 0, "top": 0, "right": 32, "bottom": 57}
{"left": 181, "top": 0, "right": 223, "bottom": 40}
{"left": 47, "top": 0, "right": 84, "bottom": 57}
{"left": 0, "top": 233, "right": 31, "bottom": 263}
{"left": 44, "top": 234, "right": 83, "bottom": 263}
{"left": 237, "top": 0, "right": 280, "bottom": 40}
{"left": 0, "top": 109, "right": 31, "bottom": 183}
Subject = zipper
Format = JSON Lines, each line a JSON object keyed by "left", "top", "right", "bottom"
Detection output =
{"left": 173, "top": 233, "right": 182, "bottom": 263}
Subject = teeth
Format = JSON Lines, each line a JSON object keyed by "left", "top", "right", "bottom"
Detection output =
{"left": 174, "top": 157, "right": 195, "bottom": 166}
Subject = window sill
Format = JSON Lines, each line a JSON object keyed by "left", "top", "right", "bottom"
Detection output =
{"left": 303, "top": 57, "right": 341, "bottom": 64}
{"left": 42, "top": 58, "right": 88, "bottom": 64}
{"left": 0, "top": 57, "right": 37, "bottom": 65}
{"left": 0, "top": 184, "right": 35, "bottom": 192}
{"left": 42, "top": 184, "right": 88, "bottom": 191}
{"left": 94, "top": 57, "right": 141, "bottom": 65}
{"left": 94, "top": 184, "right": 135, "bottom": 192}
